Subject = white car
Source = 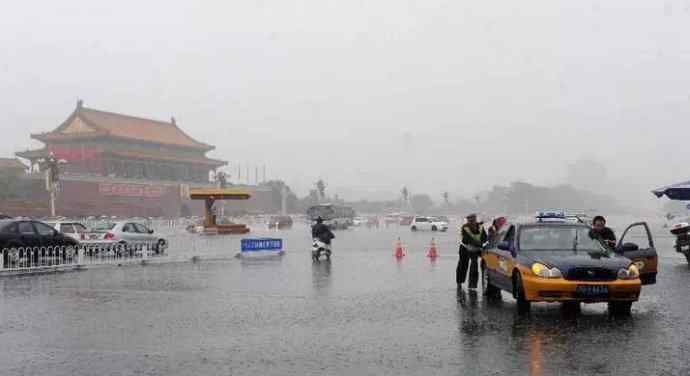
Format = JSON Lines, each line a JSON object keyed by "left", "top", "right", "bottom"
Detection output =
{"left": 45, "top": 221, "right": 100, "bottom": 242}
{"left": 410, "top": 216, "right": 449, "bottom": 232}
{"left": 100, "top": 221, "right": 168, "bottom": 253}
{"left": 352, "top": 217, "right": 368, "bottom": 226}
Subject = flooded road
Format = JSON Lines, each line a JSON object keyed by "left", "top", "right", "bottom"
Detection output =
{"left": 1, "top": 223, "right": 689, "bottom": 375}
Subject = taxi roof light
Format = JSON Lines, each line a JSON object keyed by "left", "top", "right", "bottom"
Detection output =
{"left": 535, "top": 209, "right": 566, "bottom": 223}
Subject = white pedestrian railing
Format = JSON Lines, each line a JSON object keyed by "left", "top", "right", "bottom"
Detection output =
{"left": 0, "top": 241, "right": 164, "bottom": 274}
{"left": 0, "top": 232, "right": 287, "bottom": 275}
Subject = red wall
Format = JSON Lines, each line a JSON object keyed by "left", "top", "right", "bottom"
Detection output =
{"left": 48, "top": 144, "right": 104, "bottom": 174}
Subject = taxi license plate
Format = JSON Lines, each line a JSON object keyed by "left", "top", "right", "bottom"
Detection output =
{"left": 576, "top": 285, "right": 609, "bottom": 298}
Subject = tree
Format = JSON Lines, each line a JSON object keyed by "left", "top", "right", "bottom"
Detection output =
{"left": 259, "top": 180, "right": 299, "bottom": 213}
{"left": 304, "top": 189, "right": 320, "bottom": 207}
{"left": 315, "top": 179, "right": 327, "bottom": 201}
{"left": 410, "top": 193, "right": 434, "bottom": 214}
{"left": 216, "top": 171, "right": 228, "bottom": 188}
{"left": 401, "top": 186, "right": 409, "bottom": 203}
{"left": 0, "top": 174, "right": 21, "bottom": 200}
{"left": 480, "top": 181, "right": 626, "bottom": 215}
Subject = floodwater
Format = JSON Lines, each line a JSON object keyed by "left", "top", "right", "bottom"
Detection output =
{"left": 0, "top": 221, "right": 689, "bottom": 376}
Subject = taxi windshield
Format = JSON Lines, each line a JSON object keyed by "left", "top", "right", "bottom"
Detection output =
{"left": 519, "top": 225, "right": 606, "bottom": 252}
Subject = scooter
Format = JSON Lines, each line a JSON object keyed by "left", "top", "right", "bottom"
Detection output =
{"left": 312, "top": 239, "right": 332, "bottom": 261}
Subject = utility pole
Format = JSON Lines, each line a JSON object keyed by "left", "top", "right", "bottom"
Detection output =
{"left": 47, "top": 170, "right": 56, "bottom": 217}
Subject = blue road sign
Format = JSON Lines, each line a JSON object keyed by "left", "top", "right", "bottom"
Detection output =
{"left": 241, "top": 238, "right": 283, "bottom": 252}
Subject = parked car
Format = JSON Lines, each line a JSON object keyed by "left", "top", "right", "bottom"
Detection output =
{"left": 352, "top": 217, "right": 367, "bottom": 226}
{"left": 410, "top": 216, "right": 449, "bottom": 232}
{"left": 0, "top": 219, "right": 79, "bottom": 267}
{"left": 268, "top": 215, "right": 293, "bottom": 230}
{"left": 45, "top": 221, "right": 100, "bottom": 242}
{"left": 100, "top": 222, "right": 168, "bottom": 254}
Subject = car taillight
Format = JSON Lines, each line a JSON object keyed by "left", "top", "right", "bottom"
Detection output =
{"left": 104, "top": 232, "right": 115, "bottom": 240}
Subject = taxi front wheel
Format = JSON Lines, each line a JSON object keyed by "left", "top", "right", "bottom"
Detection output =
{"left": 513, "top": 272, "right": 531, "bottom": 312}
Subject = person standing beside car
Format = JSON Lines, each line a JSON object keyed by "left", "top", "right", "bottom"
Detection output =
{"left": 590, "top": 215, "right": 616, "bottom": 250}
{"left": 456, "top": 214, "right": 488, "bottom": 289}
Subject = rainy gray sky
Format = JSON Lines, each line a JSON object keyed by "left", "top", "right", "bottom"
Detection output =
{"left": 1, "top": 1, "right": 689, "bottom": 207}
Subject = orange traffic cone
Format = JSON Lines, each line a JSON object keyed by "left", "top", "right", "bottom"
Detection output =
{"left": 426, "top": 238, "right": 439, "bottom": 258}
{"left": 394, "top": 238, "right": 405, "bottom": 258}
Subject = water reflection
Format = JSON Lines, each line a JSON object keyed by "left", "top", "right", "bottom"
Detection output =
{"left": 454, "top": 286, "right": 652, "bottom": 376}
{"left": 239, "top": 254, "right": 285, "bottom": 267}
{"left": 311, "top": 259, "right": 332, "bottom": 294}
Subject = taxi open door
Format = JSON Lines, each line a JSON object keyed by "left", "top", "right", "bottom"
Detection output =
{"left": 617, "top": 222, "right": 658, "bottom": 285}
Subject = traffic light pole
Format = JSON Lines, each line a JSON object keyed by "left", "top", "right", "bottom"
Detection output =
{"left": 50, "top": 186, "right": 56, "bottom": 217}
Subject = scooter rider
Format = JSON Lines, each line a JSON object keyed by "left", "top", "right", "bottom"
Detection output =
{"left": 312, "top": 217, "right": 335, "bottom": 248}
{"left": 456, "top": 213, "right": 488, "bottom": 289}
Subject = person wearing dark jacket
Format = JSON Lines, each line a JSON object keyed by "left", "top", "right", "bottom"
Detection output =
{"left": 312, "top": 217, "right": 335, "bottom": 244}
{"left": 487, "top": 216, "right": 507, "bottom": 246}
{"left": 589, "top": 215, "right": 616, "bottom": 250}
{"left": 456, "top": 214, "right": 488, "bottom": 289}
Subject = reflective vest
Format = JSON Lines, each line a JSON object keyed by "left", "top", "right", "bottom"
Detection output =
{"left": 462, "top": 224, "right": 483, "bottom": 245}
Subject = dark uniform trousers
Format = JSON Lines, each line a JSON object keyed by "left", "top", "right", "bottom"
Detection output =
{"left": 456, "top": 245, "right": 480, "bottom": 288}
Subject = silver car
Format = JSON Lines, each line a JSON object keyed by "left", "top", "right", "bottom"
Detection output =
{"left": 45, "top": 221, "right": 100, "bottom": 242}
{"left": 101, "top": 222, "right": 168, "bottom": 254}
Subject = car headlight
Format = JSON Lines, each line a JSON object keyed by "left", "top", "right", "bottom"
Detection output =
{"left": 531, "top": 263, "right": 563, "bottom": 278}
{"left": 618, "top": 265, "right": 640, "bottom": 280}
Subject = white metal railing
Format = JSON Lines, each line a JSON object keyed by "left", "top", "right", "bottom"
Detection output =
{"left": 0, "top": 241, "right": 164, "bottom": 274}
{"left": 0, "top": 231, "right": 291, "bottom": 275}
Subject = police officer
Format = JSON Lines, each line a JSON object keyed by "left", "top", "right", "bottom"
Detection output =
{"left": 457, "top": 213, "right": 488, "bottom": 289}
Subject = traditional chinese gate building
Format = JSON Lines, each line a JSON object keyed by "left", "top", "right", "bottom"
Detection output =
{"left": 14, "top": 100, "right": 232, "bottom": 217}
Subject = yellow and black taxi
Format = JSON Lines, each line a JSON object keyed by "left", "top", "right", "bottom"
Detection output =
{"left": 481, "top": 211, "right": 653, "bottom": 315}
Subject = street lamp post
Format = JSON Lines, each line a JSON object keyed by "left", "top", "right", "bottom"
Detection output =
{"left": 38, "top": 154, "right": 65, "bottom": 218}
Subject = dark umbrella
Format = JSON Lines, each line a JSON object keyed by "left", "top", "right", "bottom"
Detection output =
{"left": 652, "top": 180, "right": 690, "bottom": 200}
